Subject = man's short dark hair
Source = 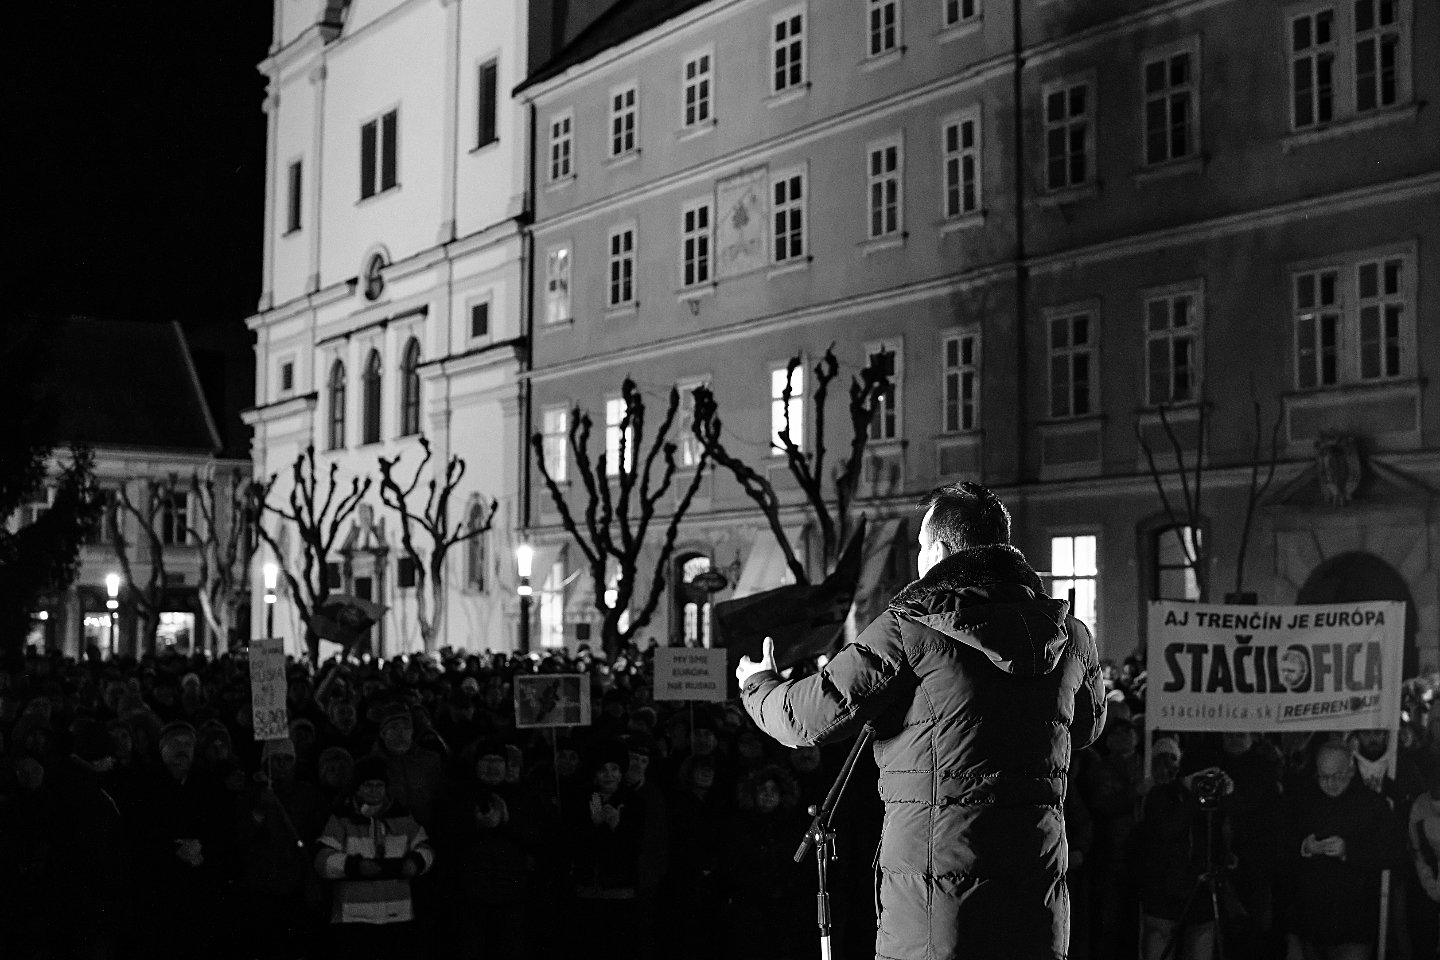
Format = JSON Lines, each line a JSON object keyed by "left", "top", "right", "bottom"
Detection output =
{"left": 920, "top": 482, "right": 1011, "bottom": 551}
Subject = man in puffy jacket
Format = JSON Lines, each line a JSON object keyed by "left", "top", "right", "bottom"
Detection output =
{"left": 738, "top": 481, "right": 1106, "bottom": 960}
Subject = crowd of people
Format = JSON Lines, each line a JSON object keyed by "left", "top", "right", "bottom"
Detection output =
{"left": 3, "top": 642, "right": 1440, "bottom": 960}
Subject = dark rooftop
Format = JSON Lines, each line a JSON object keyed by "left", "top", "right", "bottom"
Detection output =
{"left": 518, "top": 0, "right": 709, "bottom": 93}
{"left": 44, "top": 317, "right": 223, "bottom": 455}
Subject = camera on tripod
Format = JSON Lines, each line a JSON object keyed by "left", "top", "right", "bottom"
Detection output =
{"left": 1188, "top": 767, "right": 1229, "bottom": 806}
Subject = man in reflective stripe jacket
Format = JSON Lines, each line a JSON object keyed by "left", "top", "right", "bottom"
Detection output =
{"left": 738, "top": 482, "right": 1106, "bottom": 960}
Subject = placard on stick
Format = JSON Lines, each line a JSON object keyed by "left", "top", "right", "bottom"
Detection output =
{"left": 514, "top": 674, "right": 591, "bottom": 728}
{"left": 653, "top": 647, "right": 729, "bottom": 702}
{"left": 249, "top": 637, "right": 290, "bottom": 741}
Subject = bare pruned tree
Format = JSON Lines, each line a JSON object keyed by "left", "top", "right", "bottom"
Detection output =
{"left": 692, "top": 344, "right": 891, "bottom": 583}
{"left": 250, "top": 446, "right": 371, "bottom": 663}
{"left": 183, "top": 469, "right": 256, "bottom": 653}
{"left": 112, "top": 477, "right": 177, "bottom": 654}
{"left": 377, "top": 437, "right": 498, "bottom": 653}
{"left": 530, "top": 379, "right": 710, "bottom": 656}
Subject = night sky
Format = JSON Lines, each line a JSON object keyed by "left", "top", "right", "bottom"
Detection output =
{"left": 6, "top": 4, "right": 277, "bottom": 454}
{"left": 7, "top": 3, "right": 274, "bottom": 333}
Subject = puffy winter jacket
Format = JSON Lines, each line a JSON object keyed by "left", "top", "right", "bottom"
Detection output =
{"left": 742, "top": 545, "right": 1105, "bottom": 960}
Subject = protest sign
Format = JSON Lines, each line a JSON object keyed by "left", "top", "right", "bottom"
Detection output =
{"left": 249, "top": 637, "right": 290, "bottom": 741}
{"left": 1146, "top": 600, "right": 1405, "bottom": 733}
{"left": 653, "top": 647, "right": 730, "bottom": 702}
{"left": 514, "top": 674, "right": 591, "bottom": 728}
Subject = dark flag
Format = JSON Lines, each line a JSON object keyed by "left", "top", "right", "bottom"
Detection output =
{"left": 311, "top": 592, "right": 387, "bottom": 654}
{"left": 714, "top": 516, "right": 867, "bottom": 676}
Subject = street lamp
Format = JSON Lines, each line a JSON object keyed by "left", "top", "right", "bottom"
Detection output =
{"left": 105, "top": 572, "right": 120, "bottom": 656}
{"left": 263, "top": 562, "right": 279, "bottom": 638}
{"left": 515, "top": 543, "right": 533, "bottom": 654}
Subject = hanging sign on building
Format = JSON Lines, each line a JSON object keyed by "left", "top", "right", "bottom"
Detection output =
{"left": 653, "top": 647, "right": 730, "bottom": 702}
{"left": 249, "top": 637, "right": 291, "bottom": 741}
{"left": 1146, "top": 600, "right": 1405, "bottom": 733}
{"left": 514, "top": 674, "right": 591, "bottom": 728}
{"left": 714, "top": 166, "right": 769, "bottom": 279}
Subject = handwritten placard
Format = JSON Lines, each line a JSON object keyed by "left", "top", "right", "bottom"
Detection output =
{"left": 249, "top": 637, "right": 290, "bottom": 741}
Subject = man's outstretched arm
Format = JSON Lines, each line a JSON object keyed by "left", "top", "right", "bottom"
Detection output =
{"left": 738, "top": 614, "right": 915, "bottom": 748}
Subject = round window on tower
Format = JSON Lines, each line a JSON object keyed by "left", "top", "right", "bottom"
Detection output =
{"left": 363, "top": 254, "right": 386, "bottom": 301}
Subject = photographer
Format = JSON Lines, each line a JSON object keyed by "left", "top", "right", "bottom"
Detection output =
{"left": 1135, "top": 737, "right": 1236, "bottom": 960}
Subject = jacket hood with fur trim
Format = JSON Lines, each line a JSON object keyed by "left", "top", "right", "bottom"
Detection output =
{"left": 889, "top": 544, "right": 1071, "bottom": 678}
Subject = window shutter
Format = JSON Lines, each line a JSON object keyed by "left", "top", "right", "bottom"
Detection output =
{"left": 381, "top": 111, "right": 398, "bottom": 190}
{"left": 479, "top": 62, "right": 498, "bottom": 146}
{"left": 360, "top": 121, "right": 377, "bottom": 198}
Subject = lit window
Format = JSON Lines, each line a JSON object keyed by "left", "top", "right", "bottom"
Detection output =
{"left": 542, "top": 406, "right": 569, "bottom": 483}
{"left": 610, "top": 84, "right": 638, "bottom": 157}
{"left": 161, "top": 492, "right": 191, "bottom": 546}
{"left": 1049, "top": 312, "right": 1094, "bottom": 418}
{"left": 678, "top": 380, "right": 709, "bottom": 468}
{"left": 867, "top": 139, "right": 903, "bottom": 238}
{"left": 549, "top": 112, "right": 573, "bottom": 180}
{"left": 681, "top": 201, "right": 711, "bottom": 288}
{"left": 867, "top": 0, "right": 900, "bottom": 57}
{"left": 772, "top": 8, "right": 806, "bottom": 93}
{"left": 867, "top": 344, "right": 900, "bottom": 441}
{"left": 772, "top": 169, "right": 806, "bottom": 262}
{"left": 1155, "top": 526, "right": 1202, "bottom": 601}
{"left": 1043, "top": 78, "right": 1091, "bottom": 191}
{"left": 608, "top": 225, "right": 636, "bottom": 307}
{"left": 943, "top": 332, "right": 979, "bottom": 433}
{"left": 943, "top": 111, "right": 980, "bottom": 218}
{"left": 1050, "top": 534, "right": 1097, "bottom": 630}
{"left": 682, "top": 51, "right": 712, "bottom": 127}
{"left": 771, "top": 365, "right": 805, "bottom": 453}
{"left": 540, "top": 558, "right": 566, "bottom": 648}
{"left": 1143, "top": 46, "right": 1196, "bottom": 165}
{"left": 1145, "top": 291, "right": 1201, "bottom": 406}
{"left": 546, "top": 246, "right": 572, "bottom": 324}
{"left": 605, "top": 397, "right": 634, "bottom": 476}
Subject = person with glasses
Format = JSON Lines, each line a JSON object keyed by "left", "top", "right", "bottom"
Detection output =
{"left": 1282, "top": 740, "right": 1404, "bottom": 960}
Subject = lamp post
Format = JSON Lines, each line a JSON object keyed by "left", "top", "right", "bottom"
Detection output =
{"left": 515, "top": 543, "right": 533, "bottom": 654}
{"left": 105, "top": 572, "right": 120, "bottom": 656}
{"left": 263, "top": 562, "right": 279, "bottom": 638}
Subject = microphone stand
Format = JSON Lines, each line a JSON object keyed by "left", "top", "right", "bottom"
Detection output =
{"left": 793, "top": 723, "right": 876, "bottom": 960}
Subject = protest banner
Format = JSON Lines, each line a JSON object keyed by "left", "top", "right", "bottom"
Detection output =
{"left": 249, "top": 636, "right": 290, "bottom": 741}
{"left": 653, "top": 647, "right": 729, "bottom": 702}
{"left": 1146, "top": 600, "right": 1405, "bottom": 733}
{"left": 514, "top": 674, "right": 591, "bottom": 728}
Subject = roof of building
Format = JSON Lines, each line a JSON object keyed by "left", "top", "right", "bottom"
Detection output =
{"left": 517, "top": 0, "right": 711, "bottom": 93}
{"left": 43, "top": 316, "right": 223, "bottom": 454}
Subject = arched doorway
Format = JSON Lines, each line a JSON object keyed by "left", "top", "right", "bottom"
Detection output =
{"left": 673, "top": 552, "right": 713, "bottom": 647}
{"left": 1297, "top": 551, "right": 1419, "bottom": 677}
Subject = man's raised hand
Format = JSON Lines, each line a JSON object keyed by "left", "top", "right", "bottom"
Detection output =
{"left": 736, "top": 637, "right": 778, "bottom": 687}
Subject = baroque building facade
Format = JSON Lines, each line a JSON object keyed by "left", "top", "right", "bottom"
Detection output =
{"left": 516, "top": 0, "right": 1440, "bottom": 667}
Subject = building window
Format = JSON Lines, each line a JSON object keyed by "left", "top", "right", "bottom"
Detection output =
{"left": 1145, "top": 290, "right": 1201, "bottom": 406}
{"left": 1144, "top": 45, "right": 1197, "bottom": 165}
{"left": 867, "top": 138, "right": 903, "bottom": 239}
{"left": 540, "top": 557, "right": 566, "bottom": 647}
{"left": 772, "top": 169, "right": 806, "bottom": 262}
{"left": 1354, "top": 0, "right": 1401, "bottom": 112}
{"left": 772, "top": 8, "right": 806, "bottom": 93}
{"left": 470, "top": 302, "right": 490, "bottom": 340}
{"left": 397, "top": 556, "right": 418, "bottom": 589}
{"left": 1155, "top": 526, "right": 1202, "bottom": 601}
{"left": 943, "top": 110, "right": 980, "bottom": 218}
{"left": 1043, "top": 78, "right": 1092, "bottom": 191}
{"left": 542, "top": 406, "right": 569, "bottom": 482}
{"left": 606, "top": 397, "right": 634, "bottom": 476}
{"left": 400, "top": 338, "right": 421, "bottom": 437}
{"left": 362, "top": 349, "right": 382, "bottom": 444}
{"left": 867, "top": 344, "right": 901, "bottom": 441}
{"left": 477, "top": 60, "right": 499, "bottom": 147}
{"left": 549, "top": 112, "right": 574, "bottom": 180}
{"left": 1291, "top": 10, "right": 1336, "bottom": 128}
{"left": 943, "top": 332, "right": 979, "bottom": 433}
{"left": 360, "top": 109, "right": 398, "bottom": 199}
{"left": 1050, "top": 534, "right": 1097, "bottom": 630}
{"left": 943, "top": 0, "right": 977, "bottom": 28}
{"left": 363, "top": 254, "right": 386, "bottom": 302}
{"left": 467, "top": 505, "right": 489, "bottom": 591}
{"left": 327, "top": 360, "right": 346, "bottom": 450}
{"left": 867, "top": 0, "right": 900, "bottom": 57}
{"left": 680, "top": 555, "right": 714, "bottom": 647}
{"left": 546, "top": 246, "right": 572, "bottom": 324}
{"left": 610, "top": 84, "right": 638, "bottom": 157}
{"left": 1049, "top": 311, "right": 1094, "bottom": 419}
{"left": 286, "top": 160, "right": 303, "bottom": 233}
{"left": 678, "top": 378, "right": 710, "bottom": 468}
{"left": 325, "top": 562, "right": 343, "bottom": 589}
{"left": 280, "top": 361, "right": 294, "bottom": 393}
{"left": 161, "top": 491, "right": 191, "bottom": 546}
{"left": 1294, "top": 249, "right": 1412, "bottom": 389}
{"left": 771, "top": 364, "right": 804, "bottom": 453}
{"left": 608, "top": 225, "right": 636, "bottom": 307}
{"left": 682, "top": 50, "right": 712, "bottom": 127}
{"left": 681, "top": 201, "right": 711, "bottom": 288}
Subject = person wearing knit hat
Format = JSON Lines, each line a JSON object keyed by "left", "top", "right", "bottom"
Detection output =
{"left": 261, "top": 737, "right": 297, "bottom": 762}
{"left": 158, "top": 720, "right": 198, "bottom": 750}
{"left": 372, "top": 702, "right": 445, "bottom": 826}
{"left": 318, "top": 746, "right": 356, "bottom": 806}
